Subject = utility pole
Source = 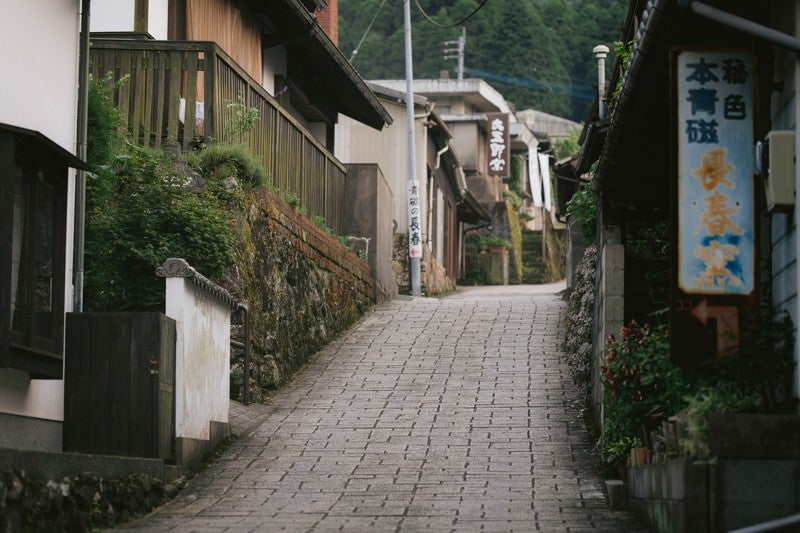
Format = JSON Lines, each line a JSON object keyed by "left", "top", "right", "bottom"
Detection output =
{"left": 443, "top": 26, "right": 466, "bottom": 80}
{"left": 404, "top": 0, "right": 422, "bottom": 296}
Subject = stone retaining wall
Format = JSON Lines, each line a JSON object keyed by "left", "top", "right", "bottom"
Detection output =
{"left": 228, "top": 190, "right": 375, "bottom": 399}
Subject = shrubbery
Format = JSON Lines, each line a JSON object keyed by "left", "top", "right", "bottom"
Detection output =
{"left": 84, "top": 75, "right": 236, "bottom": 311}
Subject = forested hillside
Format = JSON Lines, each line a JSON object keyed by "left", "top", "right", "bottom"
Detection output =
{"left": 339, "top": 0, "right": 627, "bottom": 120}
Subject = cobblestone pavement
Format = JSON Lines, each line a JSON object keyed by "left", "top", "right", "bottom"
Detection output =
{"left": 121, "top": 283, "right": 645, "bottom": 532}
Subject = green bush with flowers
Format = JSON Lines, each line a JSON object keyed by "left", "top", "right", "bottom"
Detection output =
{"left": 600, "top": 321, "right": 688, "bottom": 465}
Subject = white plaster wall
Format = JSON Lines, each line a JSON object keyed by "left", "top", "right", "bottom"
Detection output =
{"left": 90, "top": 0, "right": 135, "bottom": 33}
{"left": 263, "top": 47, "right": 288, "bottom": 96}
{"left": 0, "top": 0, "right": 80, "bottom": 424}
{"left": 0, "top": 0, "right": 80, "bottom": 152}
{"left": 148, "top": 0, "right": 169, "bottom": 40}
{"left": 166, "top": 278, "right": 231, "bottom": 441}
{"left": 335, "top": 99, "right": 428, "bottom": 234}
{"left": 91, "top": 0, "right": 167, "bottom": 38}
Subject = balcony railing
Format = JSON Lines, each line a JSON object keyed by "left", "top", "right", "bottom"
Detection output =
{"left": 90, "top": 39, "right": 346, "bottom": 234}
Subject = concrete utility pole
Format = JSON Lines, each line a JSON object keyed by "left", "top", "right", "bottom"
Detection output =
{"left": 443, "top": 26, "right": 466, "bottom": 80}
{"left": 404, "top": 0, "right": 421, "bottom": 296}
{"left": 593, "top": 44, "right": 610, "bottom": 120}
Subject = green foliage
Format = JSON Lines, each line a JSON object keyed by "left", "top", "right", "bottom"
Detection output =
{"left": 609, "top": 39, "right": 635, "bottom": 108}
{"left": 503, "top": 189, "right": 523, "bottom": 211}
{"left": 283, "top": 191, "right": 302, "bottom": 210}
{"left": 507, "top": 155, "right": 524, "bottom": 196}
{"left": 627, "top": 221, "right": 671, "bottom": 311}
{"left": 313, "top": 214, "right": 352, "bottom": 250}
{"left": 564, "top": 245, "right": 597, "bottom": 403}
{"left": 339, "top": 0, "right": 627, "bottom": 120}
{"left": 565, "top": 183, "right": 598, "bottom": 241}
{"left": 600, "top": 322, "right": 689, "bottom": 464}
{"left": 85, "top": 143, "right": 236, "bottom": 311}
{"left": 603, "top": 436, "right": 642, "bottom": 466}
{"left": 224, "top": 93, "right": 260, "bottom": 144}
{"left": 86, "top": 73, "right": 127, "bottom": 172}
{"left": 677, "top": 386, "right": 762, "bottom": 461}
{"left": 85, "top": 77, "right": 235, "bottom": 311}
{"left": 191, "top": 143, "right": 268, "bottom": 190}
{"left": 554, "top": 128, "right": 581, "bottom": 160}
{"left": 689, "top": 310, "right": 795, "bottom": 410}
{"left": 505, "top": 200, "right": 524, "bottom": 282}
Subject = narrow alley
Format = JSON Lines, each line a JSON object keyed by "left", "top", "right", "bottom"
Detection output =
{"left": 121, "top": 283, "right": 644, "bottom": 532}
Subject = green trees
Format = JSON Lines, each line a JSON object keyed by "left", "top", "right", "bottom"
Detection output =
{"left": 340, "top": 0, "right": 626, "bottom": 120}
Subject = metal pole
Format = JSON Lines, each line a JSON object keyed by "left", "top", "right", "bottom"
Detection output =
{"left": 457, "top": 26, "right": 465, "bottom": 80}
{"left": 74, "top": 0, "right": 91, "bottom": 312}
{"left": 593, "top": 44, "right": 609, "bottom": 120}
{"left": 404, "top": 0, "right": 421, "bottom": 296}
{"left": 239, "top": 303, "right": 251, "bottom": 406}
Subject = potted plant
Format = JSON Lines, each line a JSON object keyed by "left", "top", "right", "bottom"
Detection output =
{"left": 482, "top": 235, "right": 512, "bottom": 254}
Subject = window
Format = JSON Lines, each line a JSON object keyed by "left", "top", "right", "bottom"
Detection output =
{"left": 0, "top": 124, "right": 82, "bottom": 378}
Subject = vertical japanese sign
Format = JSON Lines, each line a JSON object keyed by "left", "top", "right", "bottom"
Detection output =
{"left": 487, "top": 113, "right": 509, "bottom": 177}
{"left": 678, "top": 51, "right": 754, "bottom": 296}
{"left": 408, "top": 180, "right": 422, "bottom": 258}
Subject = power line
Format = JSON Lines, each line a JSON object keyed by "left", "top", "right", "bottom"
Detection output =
{"left": 464, "top": 67, "right": 596, "bottom": 101}
{"left": 413, "top": 0, "right": 490, "bottom": 28}
{"left": 349, "top": 0, "right": 388, "bottom": 63}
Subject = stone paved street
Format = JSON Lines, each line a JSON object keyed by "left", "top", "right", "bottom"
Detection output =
{"left": 121, "top": 283, "right": 645, "bottom": 532}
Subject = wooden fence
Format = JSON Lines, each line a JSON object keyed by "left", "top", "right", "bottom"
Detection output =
{"left": 90, "top": 39, "right": 346, "bottom": 234}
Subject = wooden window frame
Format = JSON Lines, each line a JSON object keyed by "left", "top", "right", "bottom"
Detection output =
{"left": 0, "top": 125, "right": 82, "bottom": 379}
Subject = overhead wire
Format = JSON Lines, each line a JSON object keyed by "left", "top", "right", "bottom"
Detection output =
{"left": 349, "top": 0, "right": 388, "bottom": 63}
{"left": 413, "top": 0, "right": 490, "bottom": 28}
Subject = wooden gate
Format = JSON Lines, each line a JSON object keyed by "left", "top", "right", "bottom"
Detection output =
{"left": 64, "top": 312, "right": 175, "bottom": 461}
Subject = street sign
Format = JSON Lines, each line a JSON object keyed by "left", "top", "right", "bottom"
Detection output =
{"left": 408, "top": 180, "right": 422, "bottom": 258}
{"left": 671, "top": 48, "right": 757, "bottom": 365}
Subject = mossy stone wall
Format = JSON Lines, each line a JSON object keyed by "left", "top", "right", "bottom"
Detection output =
{"left": 229, "top": 190, "right": 374, "bottom": 401}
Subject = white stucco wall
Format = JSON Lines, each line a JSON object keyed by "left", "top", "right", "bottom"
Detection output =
{"left": 165, "top": 278, "right": 231, "bottom": 441}
{"left": 91, "top": 0, "right": 135, "bottom": 32}
{"left": 91, "top": 0, "right": 168, "bottom": 39}
{"left": 148, "top": 0, "right": 169, "bottom": 40}
{"left": 0, "top": 0, "right": 80, "bottom": 424}
{"left": 335, "top": 98, "right": 427, "bottom": 235}
{"left": 263, "top": 47, "right": 288, "bottom": 96}
{"left": 0, "top": 0, "right": 80, "bottom": 152}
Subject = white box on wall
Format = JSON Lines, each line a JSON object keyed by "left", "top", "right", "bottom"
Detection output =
{"left": 764, "top": 130, "right": 795, "bottom": 212}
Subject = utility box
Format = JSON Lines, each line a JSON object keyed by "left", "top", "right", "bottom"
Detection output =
{"left": 764, "top": 130, "right": 795, "bottom": 212}
{"left": 64, "top": 312, "right": 176, "bottom": 460}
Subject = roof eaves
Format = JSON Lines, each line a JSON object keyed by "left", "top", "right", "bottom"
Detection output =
{"left": 279, "top": 0, "right": 393, "bottom": 129}
{"left": 593, "top": 0, "right": 668, "bottom": 190}
{"left": 0, "top": 122, "right": 88, "bottom": 170}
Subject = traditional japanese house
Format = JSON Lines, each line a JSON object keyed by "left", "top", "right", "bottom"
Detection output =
{"left": 90, "top": 0, "right": 391, "bottom": 234}
{"left": 0, "top": 0, "right": 87, "bottom": 452}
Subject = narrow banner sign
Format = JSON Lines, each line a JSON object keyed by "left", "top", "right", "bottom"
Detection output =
{"left": 408, "top": 180, "right": 422, "bottom": 258}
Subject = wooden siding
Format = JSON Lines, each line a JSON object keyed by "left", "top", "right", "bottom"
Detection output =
{"left": 768, "top": 1, "right": 799, "bottom": 398}
{"left": 186, "top": 0, "right": 262, "bottom": 85}
{"left": 90, "top": 40, "right": 348, "bottom": 234}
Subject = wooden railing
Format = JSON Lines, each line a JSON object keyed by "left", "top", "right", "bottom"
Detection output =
{"left": 90, "top": 39, "right": 347, "bottom": 234}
